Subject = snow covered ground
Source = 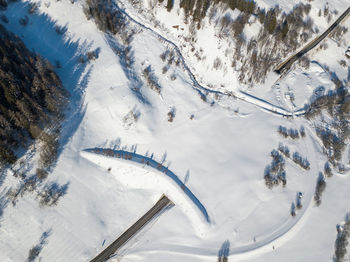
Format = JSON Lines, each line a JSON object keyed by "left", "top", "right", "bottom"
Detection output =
{"left": 0, "top": 0, "right": 349, "bottom": 261}
{"left": 119, "top": 0, "right": 350, "bottom": 92}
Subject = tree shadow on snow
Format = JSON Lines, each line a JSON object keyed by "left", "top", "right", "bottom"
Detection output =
{"left": 104, "top": 33, "right": 151, "bottom": 105}
{"left": 0, "top": 1, "right": 93, "bottom": 208}
{"left": 84, "top": 147, "right": 211, "bottom": 223}
{"left": 2, "top": 1, "right": 91, "bottom": 158}
{"left": 217, "top": 240, "right": 230, "bottom": 262}
{"left": 27, "top": 229, "right": 51, "bottom": 262}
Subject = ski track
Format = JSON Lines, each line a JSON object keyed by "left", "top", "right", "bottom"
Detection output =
{"left": 73, "top": 0, "right": 316, "bottom": 259}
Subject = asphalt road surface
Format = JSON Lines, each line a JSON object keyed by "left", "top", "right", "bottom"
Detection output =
{"left": 89, "top": 195, "right": 172, "bottom": 262}
{"left": 275, "top": 6, "right": 350, "bottom": 74}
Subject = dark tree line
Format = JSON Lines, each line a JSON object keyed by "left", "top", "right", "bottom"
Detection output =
{"left": 0, "top": 24, "right": 67, "bottom": 165}
{"left": 84, "top": 0, "right": 127, "bottom": 35}
{"left": 167, "top": 0, "right": 255, "bottom": 24}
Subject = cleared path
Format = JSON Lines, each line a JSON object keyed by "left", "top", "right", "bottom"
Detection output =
{"left": 89, "top": 195, "right": 172, "bottom": 262}
{"left": 275, "top": 6, "right": 350, "bottom": 74}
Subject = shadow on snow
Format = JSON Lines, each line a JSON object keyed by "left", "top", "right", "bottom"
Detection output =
{"left": 0, "top": 0, "right": 92, "bottom": 213}
{"left": 83, "top": 147, "right": 210, "bottom": 223}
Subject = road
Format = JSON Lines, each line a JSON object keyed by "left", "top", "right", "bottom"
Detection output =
{"left": 275, "top": 6, "right": 350, "bottom": 74}
{"left": 89, "top": 195, "right": 172, "bottom": 262}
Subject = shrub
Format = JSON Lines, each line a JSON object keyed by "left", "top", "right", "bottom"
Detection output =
{"left": 19, "top": 15, "right": 29, "bottom": 26}
{"left": 27, "top": 245, "right": 41, "bottom": 262}
{"left": 314, "top": 172, "right": 326, "bottom": 206}
{"left": 167, "top": 108, "right": 176, "bottom": 122}
{"left": 213, "top": 57, "right": 222, "bottom": 70}
{"left": 28, "top": 2, "right": 39, "bottom": 14}
{"left": 160, "top": 51, "right": 168, "bottom": 62}
{"left": 36, "top": 168, "right": 48, "bottom": 180}
{"left": 87, "top": 49, "right": 99, "bottom": 61}
{"left": 143, "top": 65, "right": 162, "bottom": 93}
{"left": 162, "top": 65, "right": 169, "bottom": 74}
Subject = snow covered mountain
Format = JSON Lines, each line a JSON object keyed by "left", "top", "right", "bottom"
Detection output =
{"left": 0, "top": 0, "right": 349, "bottom": 261}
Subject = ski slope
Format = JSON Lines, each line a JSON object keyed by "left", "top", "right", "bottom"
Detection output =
{"left": 0, "top": 0, "right": 349, "bottom": 262}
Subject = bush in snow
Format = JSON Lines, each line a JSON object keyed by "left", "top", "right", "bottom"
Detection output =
{"left": 19, "top": 15, "right": 29, "bottom": 26}
{"left": 142, "top": 65, "right": 162, "bottom": 94}
{"left": 314, "top": 172, "right": 326, "bottom": 206}
{"left": 167, "top": 108, "right": 176, "bottom": 122}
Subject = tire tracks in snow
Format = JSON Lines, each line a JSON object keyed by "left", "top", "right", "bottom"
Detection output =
{"left": 93, "top": 1, "right": 317, "bottom": 258}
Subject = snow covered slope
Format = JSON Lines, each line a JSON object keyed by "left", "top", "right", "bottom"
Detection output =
{"left": 0, "top": 0, "right": 349, "bottom": 261}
